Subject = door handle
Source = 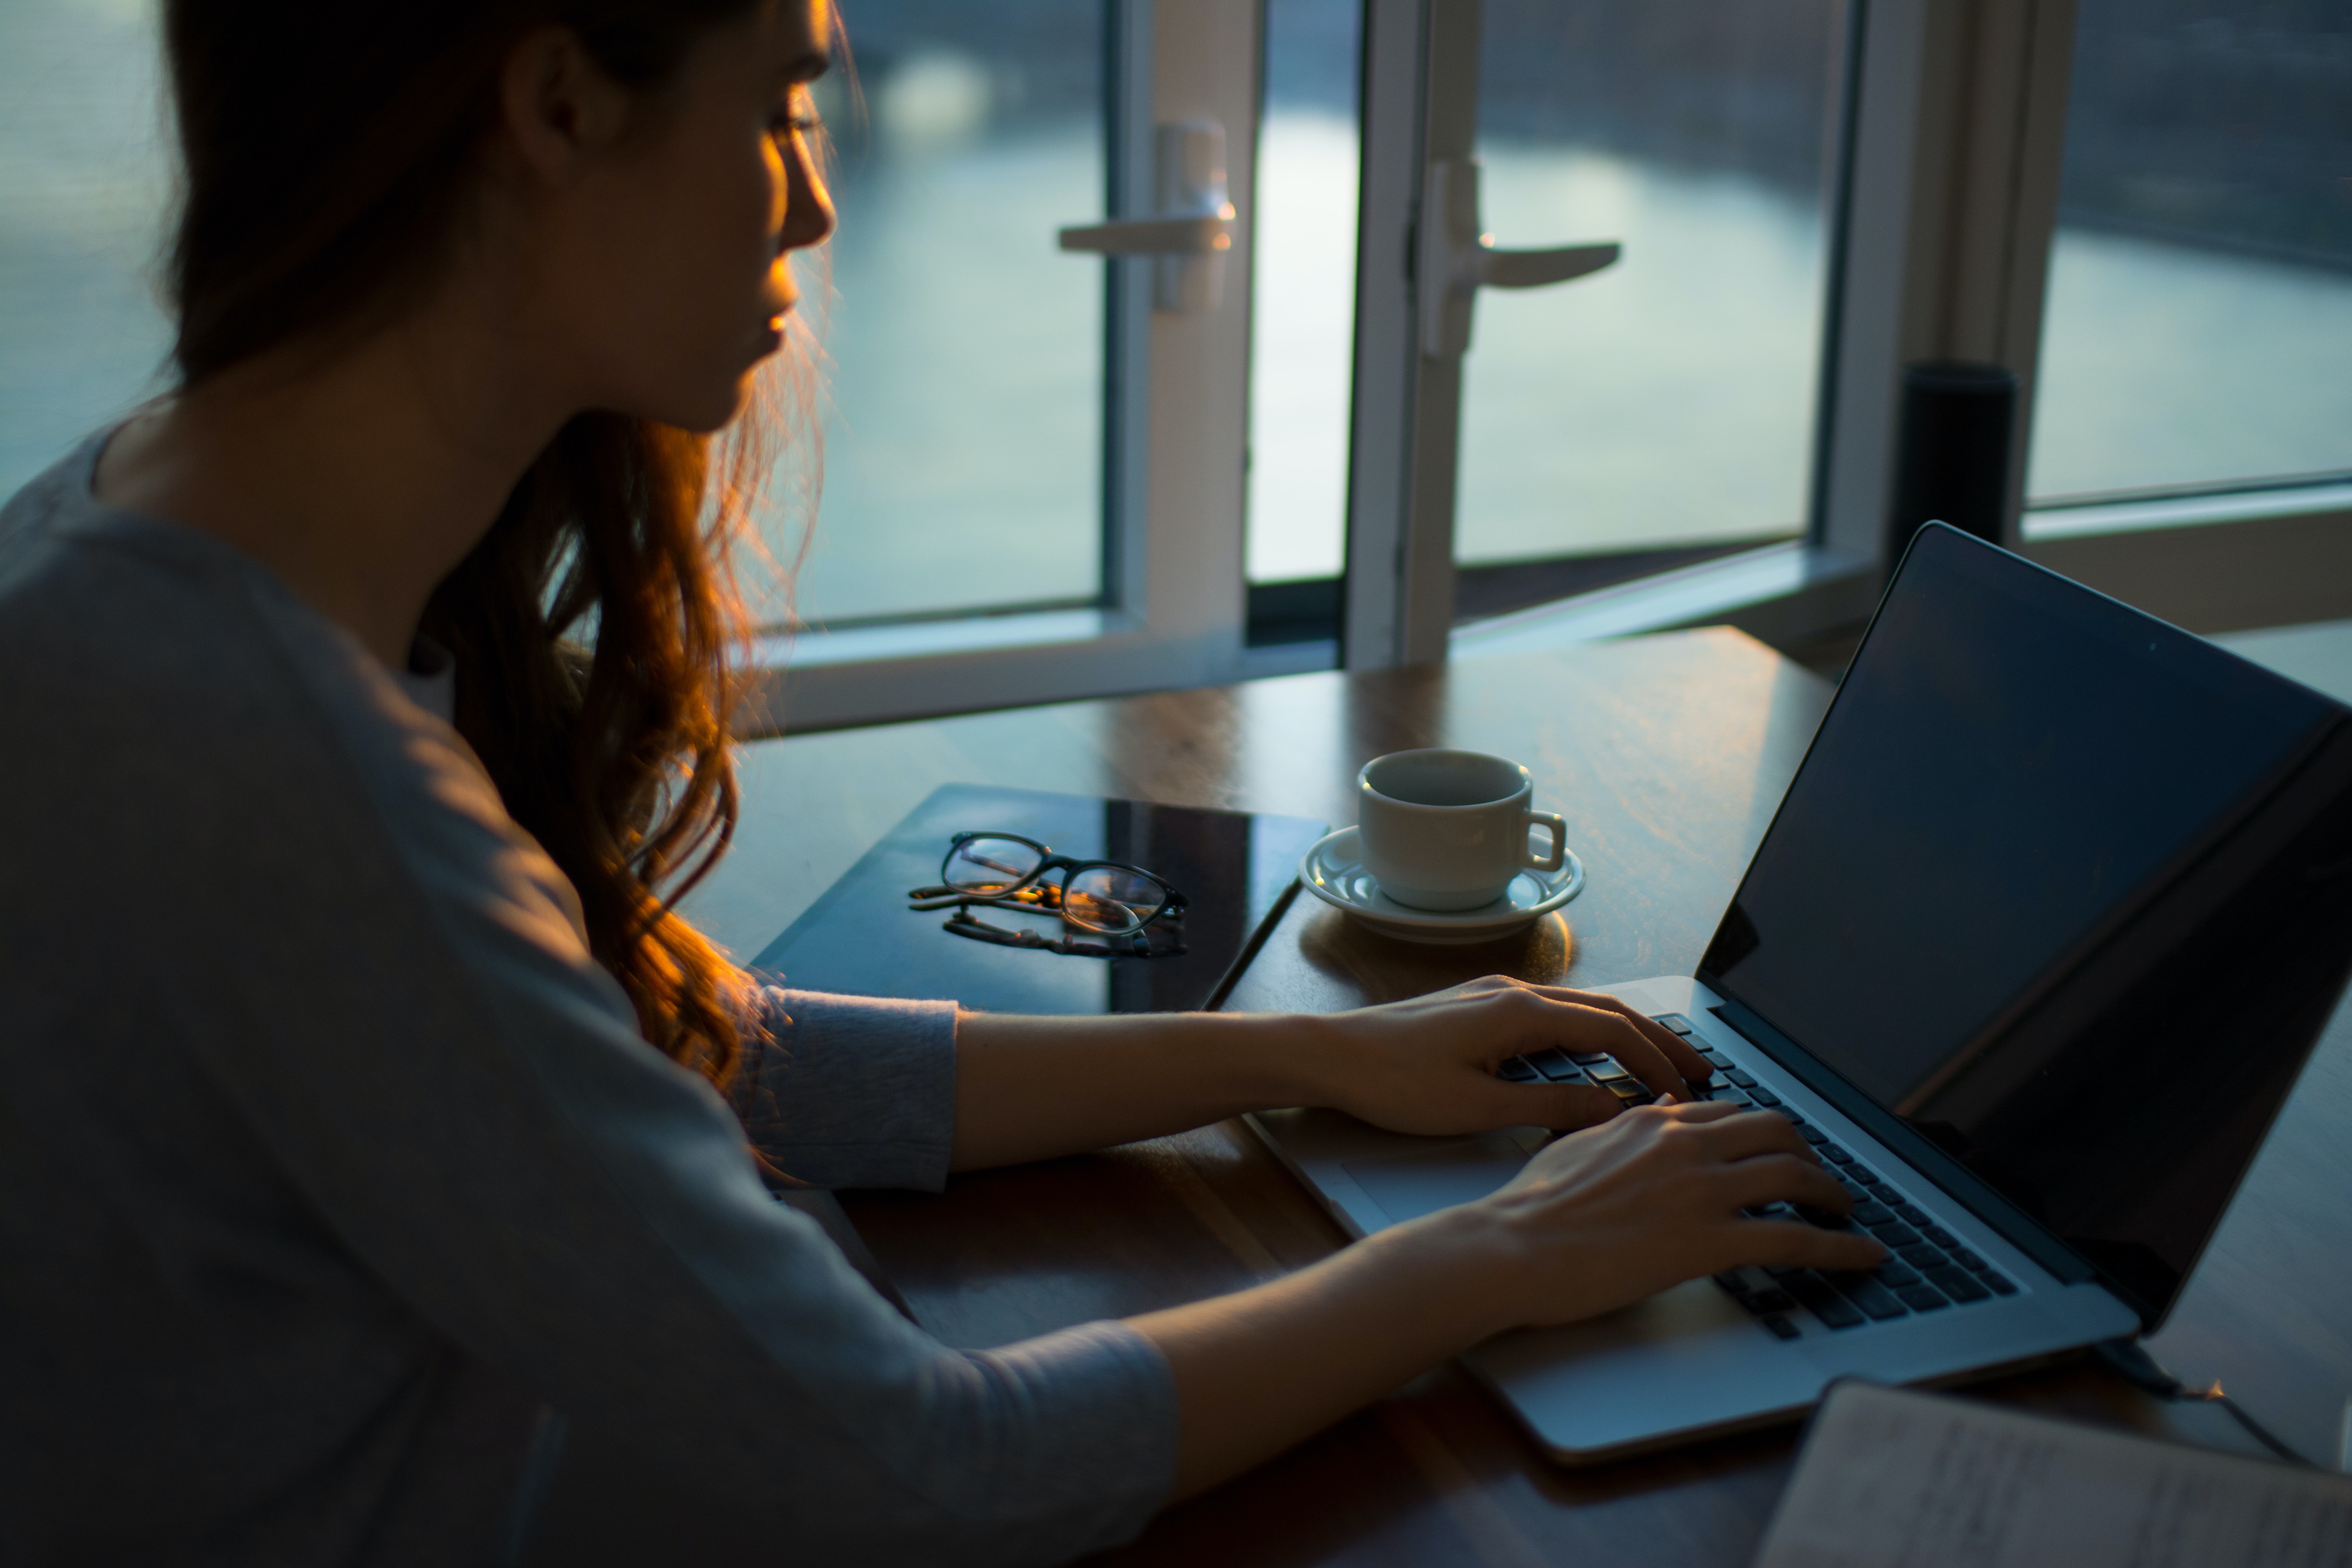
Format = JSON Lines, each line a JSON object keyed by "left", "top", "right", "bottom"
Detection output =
{"left": 1417, "top": 158, "right": 1620, "bottom": 358}
{"left": 1055, "top": 213, "right": 1231, "bottom": 257}
{"left": 1058, "top": 120, "right": 1233, "bottom": 314}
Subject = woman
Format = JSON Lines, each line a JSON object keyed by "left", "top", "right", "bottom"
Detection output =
{"left": 0, "top": 0, "right": 1882, "bottom": 1561}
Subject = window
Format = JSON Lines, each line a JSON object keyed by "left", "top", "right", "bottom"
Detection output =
{"left": 1453, "top": 1, "right": 1846, "bottom": 620}
{"left": 2026, "top": 1, "right": 2352, "bottom": 510}
{"left": 0, "top": 0, "right": 173, "bottom": 502}
{"left": 789, "top": 5, "right": 1107, "bottom": 629}
{"left": 11, "top": 1, "right": 2345, "bottom": 728}
{"left": 764, "top": 0, "right": 1269, "bottom": 729}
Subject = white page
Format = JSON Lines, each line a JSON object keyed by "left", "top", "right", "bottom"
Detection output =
{"left": 1753, "top": 1381, "right": 2352, "bottom": 1568}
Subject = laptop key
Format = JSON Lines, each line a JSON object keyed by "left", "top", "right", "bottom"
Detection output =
{"left": 1568, "top": 1051, "right": 1613, "bottom": 1065}
{"left": 1712, "top": 1271, "right": 1799, "bottom": 1319}
{"left": 1980, "top": 1270, "right": 2019, "bottom": 1296}
{"left": 1925, "top": 1265, "right": 1991, "bottom": 1303}
{"left": 1850, "top": 1200, "right": 1894, "bottom": 1226}
{"left": 1866, "top": 1220, "right": 1921, "bottom": 1247}
{"left": 1950, "top": 1246, "right": 1989, "bottom": 1272}
{"left": 1585, "top": 1061, "right": 1631, "bottom": 1082}
{"left": 1820, "top": 1145, "right": 1854, "bottom": 1165}
{"left": 1848, "top": 1166, "right": 1884, "bottom": 1187}
{"left": 1795, "top": 1204, "right": 1852, "bottom": 1231}
{"left": 1873, "top": 1261, "right": 1922, "bottom": 1288}
{"left": 1922, "top": 1225, "right": 1959, "bottom": 1249}
{"left": 1826, "top": 1273, "right": 1909, "bottom": 1321}
{"left": 1726, "top": 1069, "right": 1758, "bottom": 1088}
{"left": 1653, "top": 1014, "right": 1694, "bottom": 1035}
{"left": 1759, "top": 1314, "right": 1801, "bottom": 1340}
{"left": 1700, "top": 1049, "right": 1731, "bottom": 1067}
{"left": 1781, "top": 1272, "right": 1866, "bottom": 1330}
{"left": 1497, "top": 1056, "right": 1541, "bottom": 1082}
{"left": 1895, "top": 1242, "right": 1945, "bottom": 1269}
{"left": 1795, "top": 1125, "right": 1827, "bottom": 1144}
{"left": 1746, "top": 1087, "right": 1782, "bottom": 1107}
{"left": 1895, "top": 1284, "right": 1951, "bottom": 1312}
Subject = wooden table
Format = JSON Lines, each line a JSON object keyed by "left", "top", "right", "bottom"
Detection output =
{"left": 686, "top": 628, "right": 2352, "bottom": 1564}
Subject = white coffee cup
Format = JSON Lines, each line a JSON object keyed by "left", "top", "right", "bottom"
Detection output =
{"left": 1355, "top": 749, "right": 1568, "bottom": 911}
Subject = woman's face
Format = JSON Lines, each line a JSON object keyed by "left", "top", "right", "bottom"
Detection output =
{"left": 540, "top": 0, "right": 835, "bottom": 433}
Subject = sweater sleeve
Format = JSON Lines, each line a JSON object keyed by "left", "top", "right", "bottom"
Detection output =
{"left": 728, "top": 988, "right": 960, "bottom": 1191}
{"left": 282, "top": 682, "right": 1177, "bottom": 1565}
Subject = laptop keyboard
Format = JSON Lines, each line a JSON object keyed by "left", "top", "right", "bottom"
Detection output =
{"left": 1495, "top": 1013, "right": 2019, "bottom": 1339}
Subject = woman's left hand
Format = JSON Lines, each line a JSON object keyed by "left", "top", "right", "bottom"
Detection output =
{"left": 1288, "top": 976, "right": 1718, "bottom": 1137}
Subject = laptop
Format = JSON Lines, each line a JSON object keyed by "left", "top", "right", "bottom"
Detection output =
{"left": 1249, "top": 523, "right": 2352, "bottom": 1462}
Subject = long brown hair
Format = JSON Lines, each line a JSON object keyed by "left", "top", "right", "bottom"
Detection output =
{"left": 164, "top": 0, "right": 810, "bottom": 1087}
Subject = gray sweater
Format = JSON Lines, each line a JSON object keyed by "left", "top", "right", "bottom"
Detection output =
{"left": 0, "top": 437, "right": 1177, "bottom": 1564}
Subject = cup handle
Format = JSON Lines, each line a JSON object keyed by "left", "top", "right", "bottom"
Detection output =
{"left": 1524, "top": 811, "right": 1568, "bottom": 872}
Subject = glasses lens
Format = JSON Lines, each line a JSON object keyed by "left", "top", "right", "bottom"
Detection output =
{"left": 1062, "top": 866, "right": 1166, "bottom": 933}
{"left": 944, "top": 836, "right": 1045, "bottom": 895}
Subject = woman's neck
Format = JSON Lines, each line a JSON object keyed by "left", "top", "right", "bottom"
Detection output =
{"left": 94, "top": 294, "right": 573, "bottom": 670}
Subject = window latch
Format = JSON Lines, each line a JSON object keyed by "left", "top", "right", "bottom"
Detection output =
{"left": 1417, "top": 157, "right": 1621, "bottom": 358}
{"left": 1058, "top": 120, "right": 1233, "bottom": 315}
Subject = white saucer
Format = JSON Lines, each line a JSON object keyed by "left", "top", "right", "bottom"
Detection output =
{"left": 1297, "top": 827, "right": 1585, "bottom": 945}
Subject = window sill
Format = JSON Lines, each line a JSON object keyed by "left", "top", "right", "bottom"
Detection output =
{"left": 2024, "top": 479, "right": 2352, "bottom": 541}
{"left": 1449, "top": 542, "right": 1881, "bottom": 661}
{"left": 752, "top": 608, "right": 1113, "bottom": 670}
{"left": 737, "top": 603, "right": 1272, "bottom": 736}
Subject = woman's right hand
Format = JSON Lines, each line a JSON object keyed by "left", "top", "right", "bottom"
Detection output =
{"left": 1444, "top": 1100, "right": 1887, "bottom": 1332}
{"left": 1133, "top": 1097, "right": 1887, "bottom": 1500}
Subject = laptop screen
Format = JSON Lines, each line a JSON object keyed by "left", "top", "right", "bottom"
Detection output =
{"left": 1700, "top": 525, "right": 2352, "bottom": 1321}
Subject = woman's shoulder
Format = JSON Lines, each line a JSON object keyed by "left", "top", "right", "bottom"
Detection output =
{"left": 2, "top": 428, "right": 395, "bottom": 744}
{"left": 0, "top": 429, "right": 493, "bottom": 895}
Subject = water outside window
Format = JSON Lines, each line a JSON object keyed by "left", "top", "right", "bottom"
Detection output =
{"left": 2025, "top": 3, "right": 2352, "bottom": 510}
{"left": 1453, "top": 0, "right": 1845, "bottom": 590}
{"left": 0, "top": 0, "right": 174, "bottom": 503}
{"left": 1244, "top": 0, "right": 1362, "bottom": 590}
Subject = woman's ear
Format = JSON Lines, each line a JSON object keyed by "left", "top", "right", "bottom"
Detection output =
{"left": 497, "top": 25, "right": 634, "bottom": 186}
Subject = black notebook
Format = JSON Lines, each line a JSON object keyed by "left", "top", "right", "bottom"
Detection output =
{"left": 748, "top": 784, "right": 1329, "bottom": 1015}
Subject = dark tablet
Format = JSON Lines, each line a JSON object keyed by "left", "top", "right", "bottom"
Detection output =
{"left": 748, "top": 783, "right": 1328, "bottom": 1014}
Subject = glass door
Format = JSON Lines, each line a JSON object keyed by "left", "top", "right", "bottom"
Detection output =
{"left": 790, "top": 4, "right": 1111, "bottom": 630}
{"left": 1452, "top": 0, "right": 1849, "bottom": 621}
{"left": 1338, "top": 0, "right": 1858, "bottom": 667}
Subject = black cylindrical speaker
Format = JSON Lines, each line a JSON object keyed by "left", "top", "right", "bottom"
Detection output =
{"left": 1888, "top": 360, "right": 2018, "bottom": 563}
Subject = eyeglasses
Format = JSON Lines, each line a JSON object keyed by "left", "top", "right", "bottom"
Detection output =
{"left": 907, "top": 831, "right": 1189, "bottom": 959}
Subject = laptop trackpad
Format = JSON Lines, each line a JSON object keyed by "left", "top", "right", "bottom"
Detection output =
{"left": 1343, "top": 1133, "right": 1537, "bottom": 1224}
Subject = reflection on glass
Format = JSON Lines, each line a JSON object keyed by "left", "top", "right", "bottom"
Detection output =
{"left": 2027, "top": 3, "right": 2352, "bottom": 506}
{"left": 0, "top": 0, "right": 173, "bottom": 503}
{"left": 793, "top": 5, "right": 1107, "bottom": 627}
{"left": 1245, "top": 0, "right": 1361, "bottom": 587}
{"left": 1455, "top": 1, "right": 1842, "bottom": 576}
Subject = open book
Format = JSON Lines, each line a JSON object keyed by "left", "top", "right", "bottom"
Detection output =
{"left": 1755, "top": 1381, "right": 2352, "bottom": 1567}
